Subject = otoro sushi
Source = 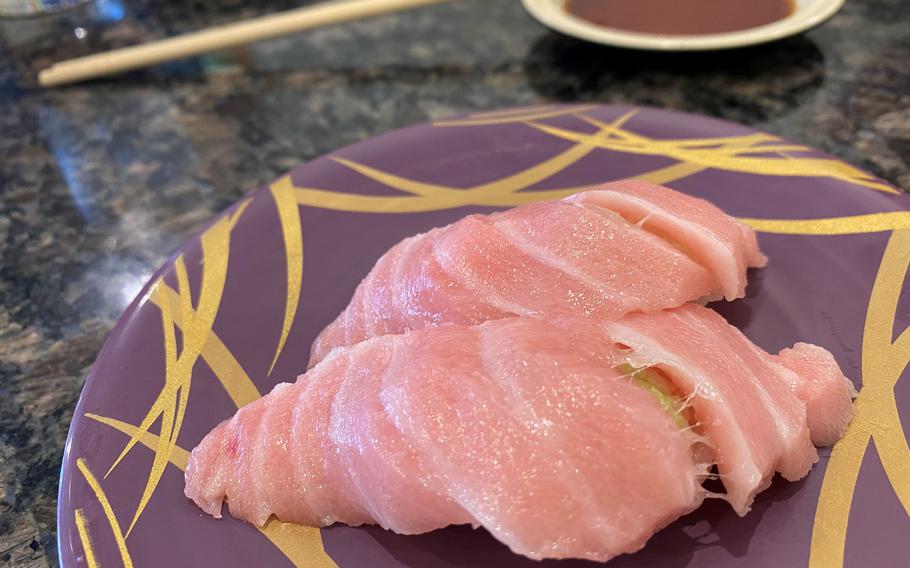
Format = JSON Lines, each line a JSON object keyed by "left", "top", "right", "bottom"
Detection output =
{"left": 310, "top": 180, "right": 766, "bottom": 365}
{"left": 185, "top": 305, "right": 854, "bottom": 563}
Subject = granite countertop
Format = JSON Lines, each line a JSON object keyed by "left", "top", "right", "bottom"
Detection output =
{"left": 0, "top": 0, "right": 908, "bottom": 565}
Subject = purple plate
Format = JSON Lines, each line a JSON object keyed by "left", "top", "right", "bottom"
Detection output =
{"left": 57, "top": 105, "right": 910, "bottom": 568}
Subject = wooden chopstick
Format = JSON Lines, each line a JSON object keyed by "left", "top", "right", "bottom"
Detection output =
{"left": 38, "top": 0, "right": 456, "bottom": 87}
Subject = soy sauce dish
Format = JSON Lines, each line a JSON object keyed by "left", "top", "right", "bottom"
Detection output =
{"left": 521, "top": 0, "right": 845, "bottom": 51}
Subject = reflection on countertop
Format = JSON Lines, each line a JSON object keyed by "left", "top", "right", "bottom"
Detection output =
{"left": 0, "top": 0, "right": 908, "bottom": 565}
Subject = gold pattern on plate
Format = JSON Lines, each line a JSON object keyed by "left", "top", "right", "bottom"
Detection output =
{"left": 85, "top": 413, "right": 338, "bottom": 567}
{"left": 267, "top": 176, "right": 304, "bottom": 376}
{"left": 87, "top": 413, "right": 190, "bottom": 468}
{"left": 117, "top": 217, "right": 231, "bottom": 536}
{"left": 77, "top": 458, "right": 134, "bottom": 568}
{"left": 329, "top": 109, "right": 617, "bottom": 203}
{"left": 78, "top": 200, "right": 331, "bottom": 566}
{"left": 293, "top": 110, "right": 895, "bottom": 214}
{"left": 809, "top": 229, "right": 910, "bottom": 568}
{"left": 528, "top": 111, "right": 897, "bottom": 194}
{"left": 740, "top": 212, "right": 910, "bottom": 235}
{"left": 74, "top": 509, "right": 99, "bottom": 568}
{"left": 150, "top": 282, "right": 261, "bottom": 407}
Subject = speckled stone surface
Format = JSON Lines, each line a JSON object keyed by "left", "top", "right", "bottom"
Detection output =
{"left": 0, "top": 0, "right": 907, "bottom": 565}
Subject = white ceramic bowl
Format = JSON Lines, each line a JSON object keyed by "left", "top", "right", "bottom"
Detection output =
{"left": 521, "top": 0, "right": 845, "bottom": 51}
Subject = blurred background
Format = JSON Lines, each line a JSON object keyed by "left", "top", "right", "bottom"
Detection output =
{"left": 0, "top": 0, "right": 908, "bottom": 565}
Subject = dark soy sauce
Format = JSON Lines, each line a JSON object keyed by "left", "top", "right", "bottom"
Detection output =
{"left": 564, "top": 0, "right": 796, "bottom": 36}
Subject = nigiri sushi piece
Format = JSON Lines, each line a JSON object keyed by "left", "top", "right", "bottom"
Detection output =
{"left": 601, "top": 304, "right": 856, "bottom": 515}
{"left": 185, "top": 308, "right": 854, "bottom": 562}
{"left": 310, "top": 180, "right": 766, "bottom": 365}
